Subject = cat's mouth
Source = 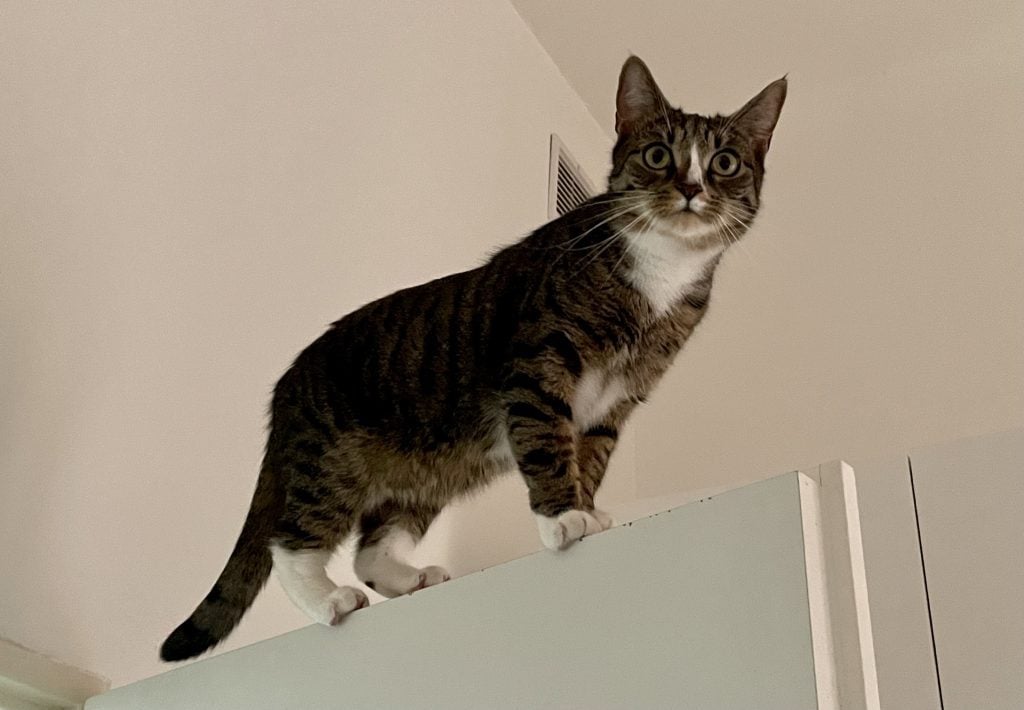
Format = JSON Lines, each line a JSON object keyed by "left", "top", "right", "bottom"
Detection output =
{"left": 660, "top": 205, "right": 708, "bottom": 227}
{"left": 670, "top": 211, "right": 711, "bottom": 234}
{"left": 645, "top": 193, "right": 709, "bottom": 220}
{"left": 649, "top": 202, "right": 726, "bottom": 241}
{"left": 623, "top": 197, "right": 718, "bottom": 241}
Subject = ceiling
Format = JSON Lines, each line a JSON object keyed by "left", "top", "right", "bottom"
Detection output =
{"left": 511, "top": 0, "right": 1022, "bottom": 136}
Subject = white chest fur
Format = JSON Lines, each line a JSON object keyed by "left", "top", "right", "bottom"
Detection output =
{"left": 624, "top": 227, "right": 722, "bottom": 316}
{"left": 572, "top": 367, "right": 627, "bottom": 431}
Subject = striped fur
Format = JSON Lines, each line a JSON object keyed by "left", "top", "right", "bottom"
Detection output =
{"left": 160, "top": 56, "right": 786, "bottom": 661}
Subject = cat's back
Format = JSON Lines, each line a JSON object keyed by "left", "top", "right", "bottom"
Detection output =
{"left": 274, "top": 234, "right": 554, "bottom": 436}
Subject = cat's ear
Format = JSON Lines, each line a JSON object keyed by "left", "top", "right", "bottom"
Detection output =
{"left": 615, "top": 56, "right": 670, "bottom": 136}
{"left": 729, "top": 77, "right": 787, "bottom": 159}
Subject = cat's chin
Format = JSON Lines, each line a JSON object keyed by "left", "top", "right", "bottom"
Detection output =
{"left": 676, "top": 210, "right": 705, "bottom": 226}
{"left": 657, "top": 211, "right": 718, "bottom": 242}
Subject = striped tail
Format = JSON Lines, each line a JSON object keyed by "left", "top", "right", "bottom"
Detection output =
{"left": 160, "top": 462, "right": 280, "bottom": 662}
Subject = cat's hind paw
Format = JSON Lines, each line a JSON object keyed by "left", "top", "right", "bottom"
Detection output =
{"left": 416, "top": 565, "right": 452, "bottom": 591}
{"left": 366, "top": 565, "right": 451, "bottom": 598}
{"left": 535, "top": 510, "right": 605, "bottom": 551}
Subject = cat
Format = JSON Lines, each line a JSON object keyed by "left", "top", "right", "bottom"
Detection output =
{"left": 160, "top": 55, "right": 786, "bottom": 662}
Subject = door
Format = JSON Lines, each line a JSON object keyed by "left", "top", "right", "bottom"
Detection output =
{"left": 910, "top": 429, "right": 1024, "bottom": 710}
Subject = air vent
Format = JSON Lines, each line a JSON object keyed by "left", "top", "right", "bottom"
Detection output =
{"left": 548, "top": 134, "right": 595, "bottom": 219}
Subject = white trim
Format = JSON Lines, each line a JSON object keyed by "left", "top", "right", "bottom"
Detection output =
{"left": 0, "top": 637, "right": 109, "bottom": 710}
{"left": 800, "top": 462, "right": 881, "bottom": 710}
{"left": 798, "top": 472, "right": 839, "bottom": 709}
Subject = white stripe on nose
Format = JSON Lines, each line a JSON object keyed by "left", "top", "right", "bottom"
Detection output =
{"left": 686, "top": 144, "right": 702, "bottom": 185}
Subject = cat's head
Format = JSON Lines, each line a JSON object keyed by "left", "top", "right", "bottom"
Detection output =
{"left": 607, "top": 56, "right": 786, "bottom": 246}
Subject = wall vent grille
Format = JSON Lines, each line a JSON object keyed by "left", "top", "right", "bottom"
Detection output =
{"left": 548, "top": 134, "right": 595, "bottom": 219}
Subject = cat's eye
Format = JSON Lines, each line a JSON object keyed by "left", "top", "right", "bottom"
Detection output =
{"left": 710, "top": 149, "right": 741, "bottom": 177}
{"left": 642, "top": 143, "right": 672, "bottom": 170}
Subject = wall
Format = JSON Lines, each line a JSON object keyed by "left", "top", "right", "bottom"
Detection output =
{"left": 0, "top": 1, "right": 616, "bottom": 687}
{"left": 512, "top": 0, "right": 1024, "bottom": 498}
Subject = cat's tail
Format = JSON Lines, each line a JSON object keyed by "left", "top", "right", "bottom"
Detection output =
{"left": 159, "top": 458, "right": 282, "bottom": 662}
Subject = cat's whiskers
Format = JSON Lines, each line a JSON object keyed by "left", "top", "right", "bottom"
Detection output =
{"left": 556, "top": 203, "right": 648, "bottom": 255}
{"left": 546, "top": 199, "right": 651, "bottom": 272}
{"left": 711, "top": 214, "right": 733, "bottom": 252}
{"left": 716, "top": 216, "right": 741, "bottom": 252}
{"left": 717, "top": 202, "right": 781, "bottom": 258}
{"left": 713, "top": 206, "right": 759, "bottom": 262}
{"left": 719, "top": 202, "right": 755, "bottom": 226}
{"left": 720, "top": 208, "right": 748, "bottom": 239}
{"left": 554, "top": 194, "right": 655, "bottom": 253}
{"left": 712, "top": 200, "right": 752, "bottom": 228}
{"left": 573, "top": 196, "right": 647, "bottom": 212}
{"left": 585, "top": 190, "right": 655, "bottom": 205}
{"left": 578, "top": 211, "right": 649, "bottom": 271}
{"left": 604, "top": 208, "right": 657, "bottom": 287}
{"left": 544, "top": 207, "right": 639, "bottom": 260}
{"left": 717, "top": 205, "right": 749, "bottom": 235}
{"left": 710, "top": 211, "right": 746, "bottom": 260}
{"left": 571, "top": 209, "right": 650, "bottom": 280}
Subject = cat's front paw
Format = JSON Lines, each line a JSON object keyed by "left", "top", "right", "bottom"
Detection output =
{"left": 535, "top": 510, "right": 605, "bottom": 551}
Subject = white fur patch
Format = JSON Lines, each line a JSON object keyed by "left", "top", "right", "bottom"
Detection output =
{"left": 356, "top": 529, "right": 416, "bottom": 571}
{"left": 623, "top": 226, "right": 722, "bottom": 316}
{"left": 687, "top": 144, "right": 703, "bottom": 185}
{"left": 535, "top": 510, "right": 605, "bottom": 551}
{"left": 354, "top": 529, "right": 450, "bottom": 598}
{"left": 572, "top": 368, "right": 627, "bottom": 431}
{"left": 686, "top": 145, "right": 709, "bottom": 213}
{"left": 271, "top": 545, "right": 367, "bottom": 625}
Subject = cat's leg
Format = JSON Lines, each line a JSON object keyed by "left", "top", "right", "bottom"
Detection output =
{"left": 353, "top": 501, "right": 450, "bottom": 598}
{"left": 270, "top": 545, "right": 368, "bottom": 625}
{"left": 576, "top": 401, "right": 637, "bottom": 532}
{"left": 504, "top": 344, "right": 604, "bottom": 551}
{"left": 270, "top": 495, "right": 368, "bottom": 626}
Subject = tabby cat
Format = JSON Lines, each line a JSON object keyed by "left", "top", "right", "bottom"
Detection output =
{"left": 161, "top": 56, "right": 786, "bottom": 661}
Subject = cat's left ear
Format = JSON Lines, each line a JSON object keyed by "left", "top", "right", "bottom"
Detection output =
{"left": 729, "top": 77, "right": 788, "bottom": 160}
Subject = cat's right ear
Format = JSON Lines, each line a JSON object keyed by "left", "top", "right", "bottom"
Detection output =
{"left": 615, "top": 56, "right": 669, "bottom": 136}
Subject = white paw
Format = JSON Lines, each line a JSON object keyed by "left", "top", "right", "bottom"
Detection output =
{"left": 535, "top": 510, "right": 604, "bottom": 551}
{"left": 368, "top": 566, "right": 451, "bottom": 598}
{"left": 590, "top": 508, "right": 615, "bottom": 531}
{"left": 318, "top": 586, "right": 369, "bottom": 626}
{"left": 419, "top": 565, "right": 452, "bottom": 590}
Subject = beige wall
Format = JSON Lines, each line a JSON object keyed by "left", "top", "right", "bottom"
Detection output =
{"left": 0, "top": 1, "right": 617, "bottom": 686}
{"left": 513, "top": 1, "right": 1024, "bottom": 498}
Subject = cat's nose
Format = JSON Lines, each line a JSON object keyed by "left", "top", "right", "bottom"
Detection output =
{"left": 678, "top": 182, "right": 703, "bottom": 200}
